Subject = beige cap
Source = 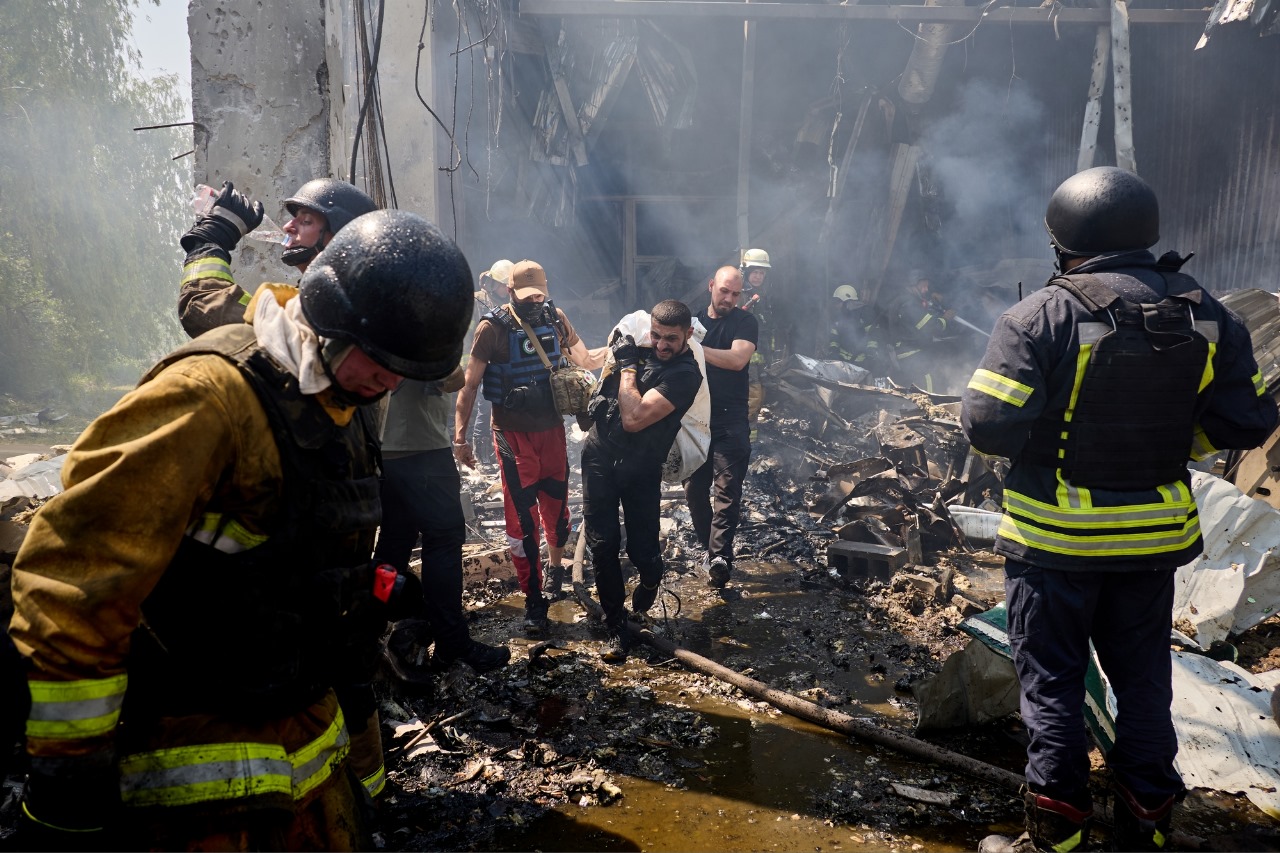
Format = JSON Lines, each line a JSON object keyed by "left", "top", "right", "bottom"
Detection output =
{"left": 510, "top": 260, "right": 548, "bottom": 299}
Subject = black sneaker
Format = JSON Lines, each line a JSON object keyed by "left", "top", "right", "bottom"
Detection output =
{"left": 707, "top": 556, "right": 731, "bottom": 588}
{"left": 542, "top": 565, "right": 568, "bottom": 601}
{"left": 433, "top": 639, "right": 511, "bottom": 673}
{"left": 600, "top": 634, "right": 634, "bottom": 664}
{"left": 631, "top": 579, "right": 659, "bottom": 615}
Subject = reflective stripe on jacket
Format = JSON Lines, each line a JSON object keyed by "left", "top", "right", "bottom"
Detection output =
{"left": 961, "top": 250, "right": 1277, "bottom": 571}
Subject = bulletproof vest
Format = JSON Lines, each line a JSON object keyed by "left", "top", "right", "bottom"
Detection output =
{"left": 1023, "top": 273, "right": 1213, "bottom": 491}
{"left": 481, "top": 305, "right": 559, "bottom": 414}
{"left": 126, "top": 324, "right": 383, "bottom": 719}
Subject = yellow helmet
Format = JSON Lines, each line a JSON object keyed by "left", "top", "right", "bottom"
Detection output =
{"left": 741, "top": 247, "right": 771, "bottom": 269}
{"left": 832, "top": 284, "right": 859, "bottom": 301}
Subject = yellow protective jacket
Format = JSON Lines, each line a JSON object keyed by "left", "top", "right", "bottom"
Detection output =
{"left": 179, "top": 244, "right": 253, "bottom": 337}
{"left": 10, "top": 320, "right": 379, "bottom": 846}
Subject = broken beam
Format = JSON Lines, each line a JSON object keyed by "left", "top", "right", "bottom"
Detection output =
{"left": 519, "top": 0, "right": 1207, "bottom": 25}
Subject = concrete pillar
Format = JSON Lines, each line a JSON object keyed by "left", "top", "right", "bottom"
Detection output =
{"left": 189, "top": 0, "right": 329, "bottom": 287}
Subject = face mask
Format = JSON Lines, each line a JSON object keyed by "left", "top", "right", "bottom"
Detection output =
{"left": 512, "top": 301, "right": 546, "bottom": 323}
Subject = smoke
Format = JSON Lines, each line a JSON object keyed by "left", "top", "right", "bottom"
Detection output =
{"left": 919, "top": 78, "right": 1053, "bottom": 280}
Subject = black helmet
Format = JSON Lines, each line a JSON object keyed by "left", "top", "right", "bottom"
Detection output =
{"left": 1045, "top": 167, "right": 1159, "bottom": 256}
{"left": 300, "top": 210, "right": 474, "bottom": 381}
{"left": 284, "top": 178, "right": 377, "bottom": 235}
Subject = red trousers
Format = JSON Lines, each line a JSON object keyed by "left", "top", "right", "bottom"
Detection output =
{"left": 494, "top": 426, "right": 571, "bottom": 594}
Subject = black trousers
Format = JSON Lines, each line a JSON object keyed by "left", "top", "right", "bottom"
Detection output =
{"left": 374, "top": 449, "right": 470, "bottom": 654}
{"left": 1005, "top": 559, "right": 1184, "bottom": 809}
{"left": 581, "top": 437, "right": 664, "bottom": 632}
{"left": 683, "top": 422, "right": 751, "bottom": 562}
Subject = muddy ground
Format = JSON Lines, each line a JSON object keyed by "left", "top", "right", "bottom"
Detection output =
{"left": 4, "top": 419, "right": 1280, "bottom": 850}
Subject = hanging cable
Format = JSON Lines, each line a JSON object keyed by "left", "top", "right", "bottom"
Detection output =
{"left": 348, "top": 0, "right": 387, "bottom": 186}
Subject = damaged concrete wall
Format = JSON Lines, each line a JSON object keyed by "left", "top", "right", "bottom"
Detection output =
{"left": 190, "top": 0, "right": 440, "bottom": 289}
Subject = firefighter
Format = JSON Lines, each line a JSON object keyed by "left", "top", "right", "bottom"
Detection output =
{"left": 740, "top": 247, "right": 772, "bottom": 428}
{"left": 964, "top": 167, "right": 1278, "bottom": 853}
{"left": 829, "top": 284, "right": 870, "bottom": 363}
{"left": 453, "top": 260, "right": 597, "bottom": 635}
{"left": 9, "top": 210, "right": 474, "bottom": 850}
{"left": 885, "top": 270, "right": 953, "bottom": 392}
{"left": 178, "top": 178, "right": 377, "bottom": 337}
{"left": 173, "top": 176, "right": 390, "bottom": 802}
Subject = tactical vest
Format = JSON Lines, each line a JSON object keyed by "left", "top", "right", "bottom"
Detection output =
{"left": 126, "top": 325, "right": 383, "bottom": 719}
{"left": 481, "top": 305, "right": 560, "bottom": 415}
{"left": 1022, "top": 273, "right": 1214, "bottom": 491}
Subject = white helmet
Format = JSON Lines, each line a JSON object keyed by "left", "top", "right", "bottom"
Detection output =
{"left": 832, "top": 284, "right": 862, "bottom": 303}
{"left": 741, "top": 247, "right": 771, "bottom": 269}
{"left": 480, "top": 259, "right": 514, "bottom": 288}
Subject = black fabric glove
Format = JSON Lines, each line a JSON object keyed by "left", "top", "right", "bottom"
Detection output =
{"left": 179, "top": 181, "right": 264, "bottom": 253}
{"left": 18, "top": 757, "right": 121, "bottom": 851}
{"left": 611, "top": 334, "right": 640, "bottom": 371}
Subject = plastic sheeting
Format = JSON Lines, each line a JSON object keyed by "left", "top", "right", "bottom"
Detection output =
{"left": 0, "top": 455, "right": 66, "bottom": 502}
{"left": 1173, "top": 471, "right": 1280, "bottom": 649}
{"left": 919, "top": 603, "right": 1280, "bottom": 815}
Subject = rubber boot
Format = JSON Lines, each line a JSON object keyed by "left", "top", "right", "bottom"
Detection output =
{"left": 1111, "top": 783, "right": 1175, "bottom": 852}
{"left": 980, "top": 791, "right": 1092, "bottom": 853}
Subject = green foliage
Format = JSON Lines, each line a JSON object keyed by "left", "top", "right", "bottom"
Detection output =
{"left": 0, "top": 0, "right": 187, "bottom": 405}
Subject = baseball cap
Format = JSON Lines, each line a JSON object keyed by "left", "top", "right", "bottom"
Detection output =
{"left": 510, "top": 260, "right": 548, "bottom": 299}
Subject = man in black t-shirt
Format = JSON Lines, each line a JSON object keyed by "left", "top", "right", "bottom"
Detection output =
{"left": 684, "top": 266, "right": 759, "bottom": 589}
{"left": 582, "top": 300, "right": 703, "bottom": 663}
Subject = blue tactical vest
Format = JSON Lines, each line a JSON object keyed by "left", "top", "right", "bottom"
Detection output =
{"left": 481, "top": 305, "right": 560, "bottom": 415}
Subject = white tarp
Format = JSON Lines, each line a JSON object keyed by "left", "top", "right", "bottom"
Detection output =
{"left": 1171, "top": 653, "right": 1280, "bottom": 819}
{"left": 1174, "top": 471, "right": 1280, "bottom": 648}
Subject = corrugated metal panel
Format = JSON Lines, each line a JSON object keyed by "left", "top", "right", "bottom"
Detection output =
{"left": 1135, "top": 32, "right": 1280, "bottom": 294}
{"left": 1219, "top": 289, "right": 1280, "bottom": 395}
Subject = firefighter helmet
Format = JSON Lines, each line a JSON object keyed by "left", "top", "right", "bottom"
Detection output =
{"left": 1045, "top": 167, "right": 1159, "bottom": 257}
{"left": 481, "top": 259, "right": 514, "bottom": 288}
{"left": 741, "top": 248, "right": 771, "bottom": 269}
{"left": 832, "top": 285, "right": 862, "bottom": 304}
{"left": 300, "top": 210, "right": 474, "bottom": 381}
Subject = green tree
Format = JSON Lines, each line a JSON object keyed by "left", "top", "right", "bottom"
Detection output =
{"left": 0, "top": 0, "right": 187, "bottom": 406}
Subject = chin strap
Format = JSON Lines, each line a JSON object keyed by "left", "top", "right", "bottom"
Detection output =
{"left": 281, "top": 230, "right": 333, "bottom": 269}
{"left": 318, "top": 340, "right": 388, "bottom": 407}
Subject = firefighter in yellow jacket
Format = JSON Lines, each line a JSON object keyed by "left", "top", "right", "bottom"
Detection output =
{"left": 8, "top": 210, "right": 474, "bottom": 850}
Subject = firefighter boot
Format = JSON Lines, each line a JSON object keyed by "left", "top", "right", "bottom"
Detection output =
{"left": 1111, "top": 784, "right": 1175, "bottom": 852}
{"left": 979, "top": 791, "right": 1092, "bottom": 853}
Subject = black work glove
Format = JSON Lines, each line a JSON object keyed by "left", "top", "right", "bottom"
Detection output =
{"left": 611, "top": 334, "right": 640, "bottom": 371}
{"left": 18, "top": 758, "right": 121, "bottom": 852}
{"left": 180, "top": 181, "right": 265, "bottom": 253}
